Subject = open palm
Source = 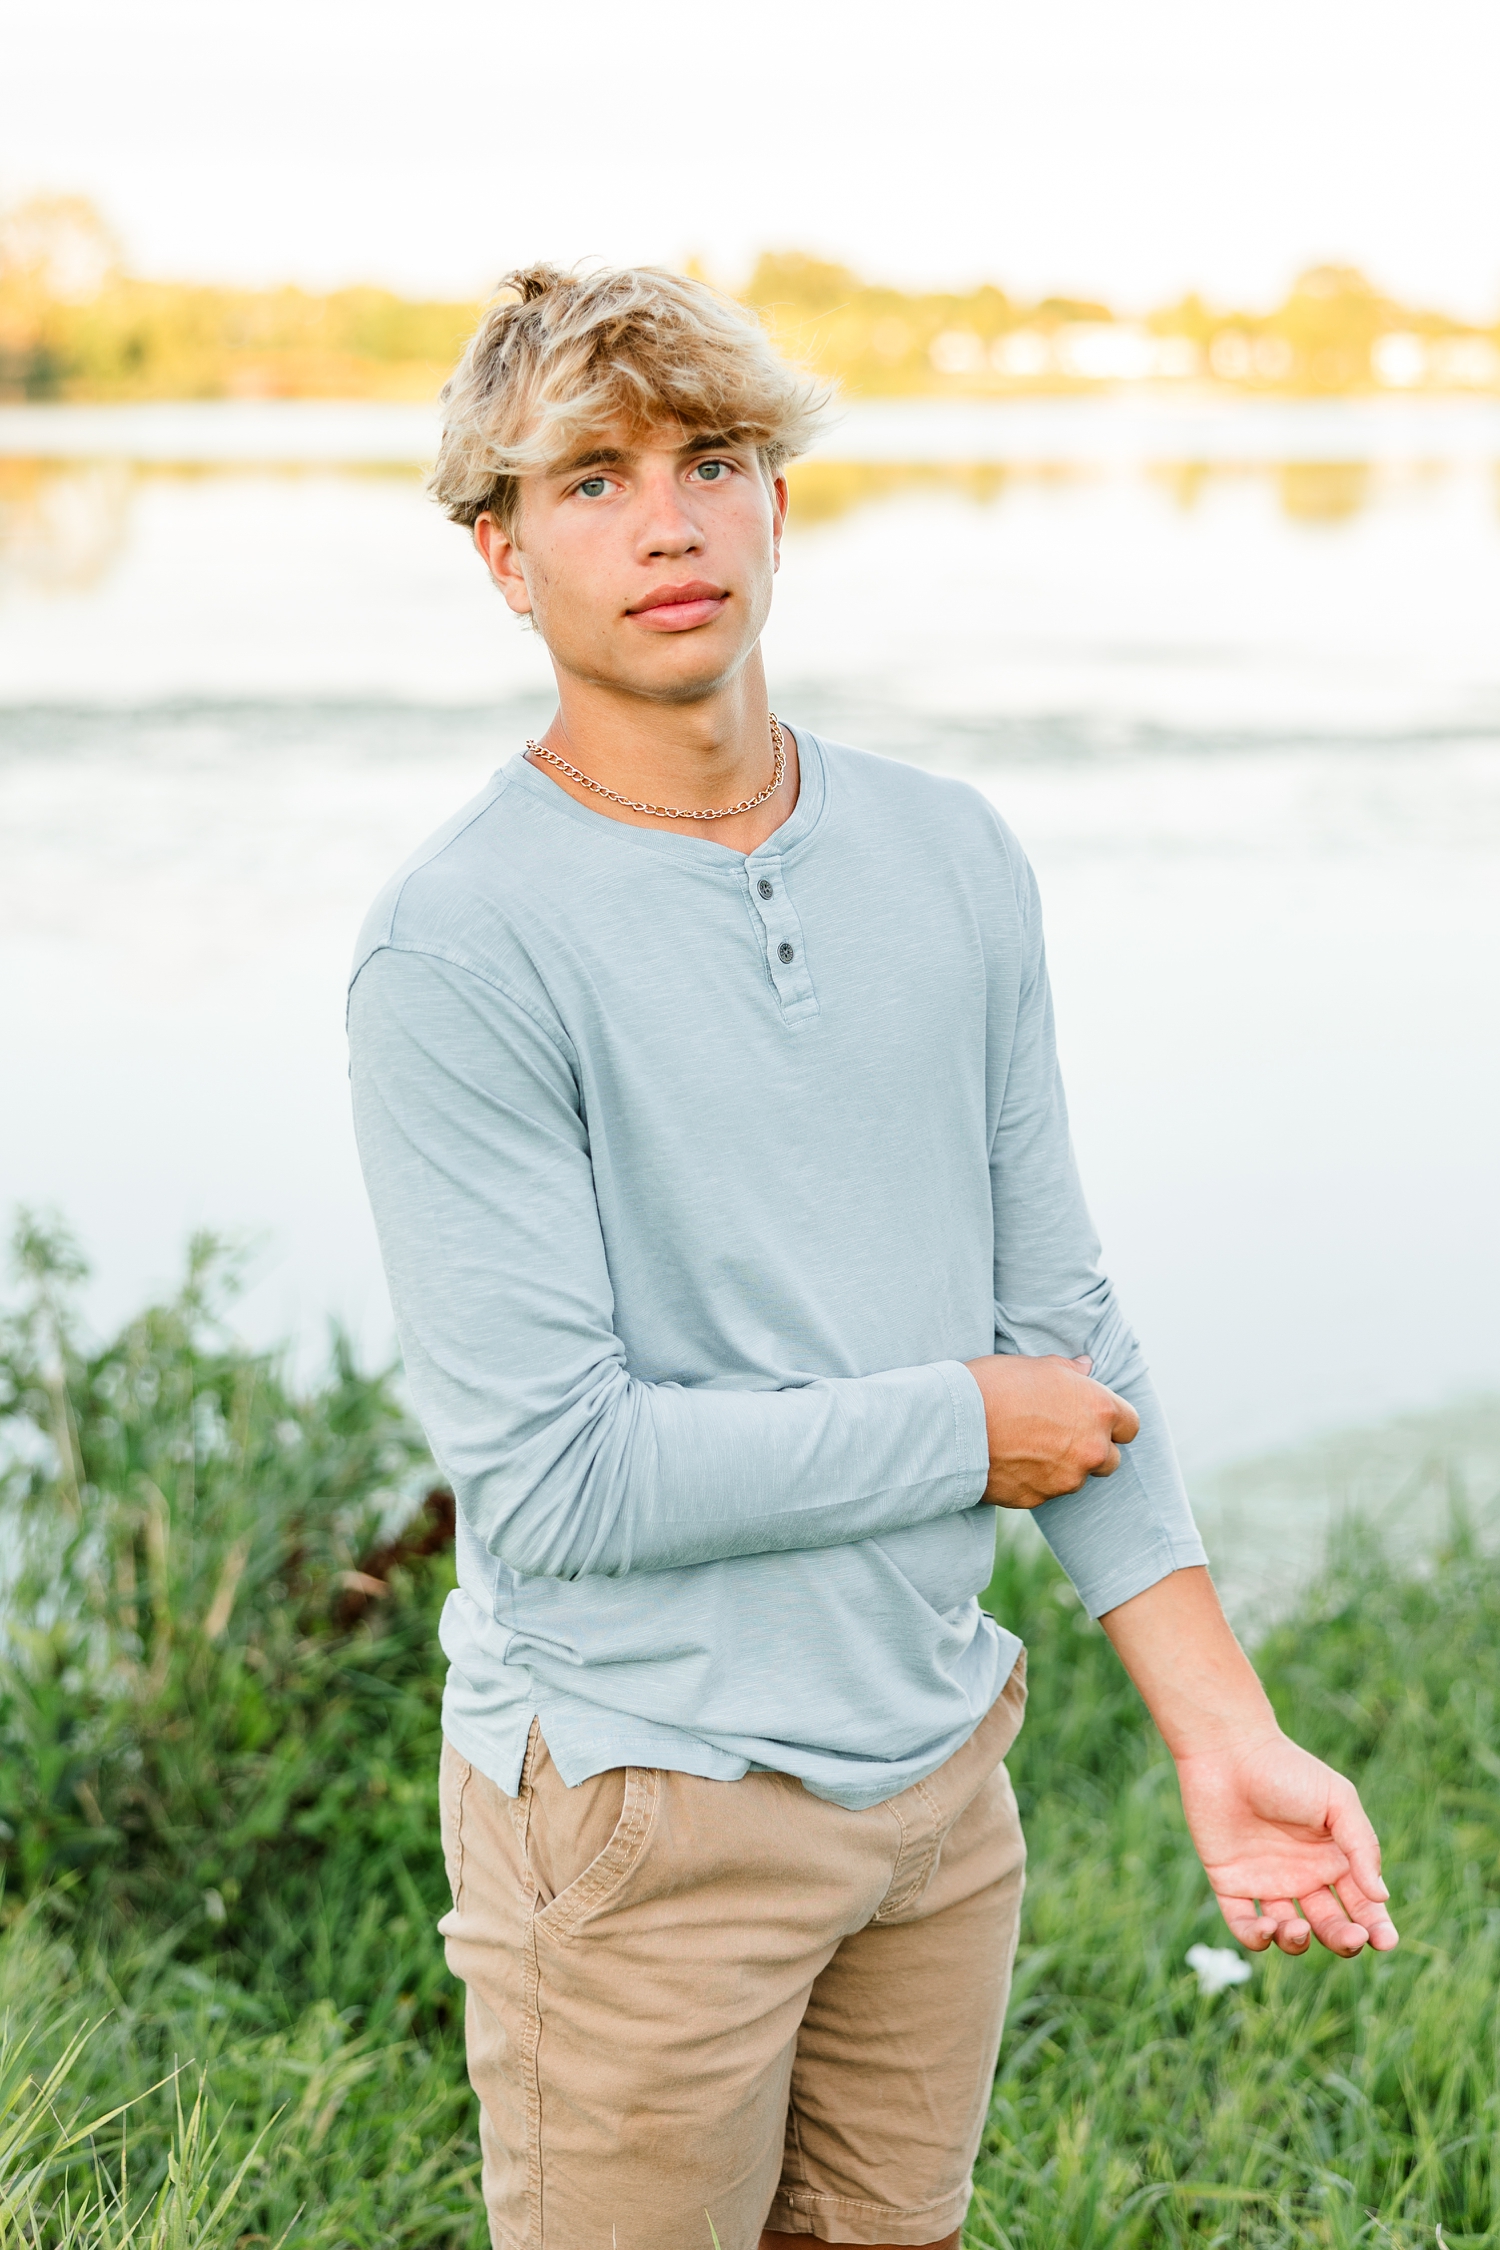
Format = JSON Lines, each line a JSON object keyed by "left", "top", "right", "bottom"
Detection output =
{"left": 1175, "top": 1730, "right": 1399, "bottom": 1956}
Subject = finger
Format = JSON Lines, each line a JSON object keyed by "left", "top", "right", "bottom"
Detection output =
{"left": 1070, "top": 1356, "right": 1093, "bottom": 1372}
{"left": 1109, "top": 1395, "right": 1141, "bottom": 1444}
{"left": 1326, "top": 1785, "right": 1389, "bottom": 1903}
{"left": 1087, "top": 1442, "right": 1121, "bottom": 1479}
{"left": 1335, "top": 1879, "right": 1400, "bottom": 1952}
{"left": 1259, "top": 1900, "right": 1311, "bottom": 1954}
{"left": 1215, "top": 1895, "right": 1278, "bottom": 1951}
{"left": 1298, "top": 1885, "right": 1367, "bottom": 1956}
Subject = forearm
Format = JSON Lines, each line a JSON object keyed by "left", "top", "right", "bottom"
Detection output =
{"left": 1100, "top": 1564, "right": 1278, "bottom": 1759}
{"left": 431, "top": 1351, "right": 989, "bottom": 1580}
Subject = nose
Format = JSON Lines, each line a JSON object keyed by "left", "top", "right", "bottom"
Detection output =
{"left": 634, "top": 465, "right": 704, "bottom": 559}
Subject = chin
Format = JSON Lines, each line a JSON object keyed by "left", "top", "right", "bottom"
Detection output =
{"left": 546, "top": 612, "right": 760, "bottom": 706}
{"left": 589, "top": 640, "right": 750, "bottom": 708}
{"left": 645, "top": 664, "right": 744, "bottom": 708}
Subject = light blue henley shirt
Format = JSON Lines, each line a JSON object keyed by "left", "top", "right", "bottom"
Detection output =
{"left": 348, "top": 729, "right": 1205, "bottom": 1810}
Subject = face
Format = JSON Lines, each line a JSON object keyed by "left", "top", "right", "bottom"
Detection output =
{"left": 473, "top": 422, "right": 787, "bottom": 706}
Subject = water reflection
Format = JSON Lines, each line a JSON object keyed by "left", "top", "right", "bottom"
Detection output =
{"left": 787, "top": 455, "right": 1450, "bottom": 530}
{"left": 786, "top": 458, "right": 1009, "bottom": 524}
{"left": 3, "top": 451, "right": 1499, "bottom": 606}
{"left": 1276, "top": 460, "right": 1371, "bottom": 524}
{"left": 0, "top": 456, "right": 132, "bottom": 592}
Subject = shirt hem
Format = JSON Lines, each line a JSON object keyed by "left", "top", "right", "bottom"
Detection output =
{"left": 440, "top": 1629, "right": 1025, "bottom": 1811}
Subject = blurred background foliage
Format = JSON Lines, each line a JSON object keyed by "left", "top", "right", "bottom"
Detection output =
{"left": 2, "top": 1215, "right": 1498, "bottom": 2245}
{"left": 0, "top": 198, "right": 475, "bottom": 405}
{"left": 2, "top": 196, "right": 1497, "bottom": 405}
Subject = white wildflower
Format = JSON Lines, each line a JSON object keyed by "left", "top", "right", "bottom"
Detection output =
{"left": 1186, "top": 1943, "right": 1252, "bottom": 1996}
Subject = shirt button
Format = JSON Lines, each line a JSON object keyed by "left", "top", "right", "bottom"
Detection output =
{"left": 757, "top": 878, "right": 774, "bottom": 899}
{"left": 778, "top": 941, "right": 795, "bottom": 964}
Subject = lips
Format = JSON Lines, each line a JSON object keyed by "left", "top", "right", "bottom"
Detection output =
{"left": 626, "top": 580, "right": 729, "bottom": 631}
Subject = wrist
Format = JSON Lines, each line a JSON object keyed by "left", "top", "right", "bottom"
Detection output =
{"left": 1100, "top": 1565, "right": 1280, "bottom": 1762}
{"left": 1168, "top": 1714, "right": 1284, "bottom": 1767}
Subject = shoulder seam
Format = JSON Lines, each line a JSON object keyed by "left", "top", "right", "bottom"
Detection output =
{"left": 350, "top": 938, "right": 579, "bottom": 1073}
{"left": 372, "top": 768, "right": 516, "bottom": 955}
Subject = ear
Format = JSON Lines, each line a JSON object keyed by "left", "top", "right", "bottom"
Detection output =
{"left": 771, "top": 472, "right": 788, "bottom": 573}
{"left": 474, "top": 512, "right": 534, "bottom": 617}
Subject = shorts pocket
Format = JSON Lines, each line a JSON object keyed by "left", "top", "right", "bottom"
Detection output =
{"left": 985, "top": 1645, "right": 1028, "bottom": 1762}
{"left": 534, "top": 1765, "right": 660, "bottom": 1942}
{"left": 438, "top": 1737, "right": 473, "bottom": 1912}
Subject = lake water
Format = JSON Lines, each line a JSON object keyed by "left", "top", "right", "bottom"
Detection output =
{"left": 2, "top": 399, "right": 1498, "bottom": 1593}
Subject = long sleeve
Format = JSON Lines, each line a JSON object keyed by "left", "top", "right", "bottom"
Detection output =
{"left": 990, "top": 850, "right": 1207, "bottom": 1616}
{"left": 348, "top": 944, "right": 989, "bottom": 1583}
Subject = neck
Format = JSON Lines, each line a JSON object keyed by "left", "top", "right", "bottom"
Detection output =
{"left": 528, "top": 650, "right": 800, "bottom": 853}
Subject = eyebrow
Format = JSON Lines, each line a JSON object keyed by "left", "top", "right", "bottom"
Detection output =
{"left": 678, "top": 432, "right": 745, "bottom": 455}
{"left": 553, "top": 445, "right": 631, "bottom": 475}
{"left": 550, "top": 432, "right": 752, "bottom": 477}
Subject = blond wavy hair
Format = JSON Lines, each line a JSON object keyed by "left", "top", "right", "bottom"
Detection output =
{"left": 429, "top": 263, "right": 832, "bottom": 535}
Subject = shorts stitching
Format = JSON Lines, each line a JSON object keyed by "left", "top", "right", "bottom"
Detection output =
{"left": 910, "top": 1774, "right": 945, "bottom": 1829}
{"left": 510, "top": 1718, "right": 542, "bottom": 1890}
{"left": 873, "top": 1851, "right": 939, "bottom": 1921}
{"left": 874, "top": 1792, "right": 909, "bottom": 1901}
{"left": 772, "top": 2184, "right": 968, "bottom": 2219}
{"left": 539, "top": 1765, "right": 660, "bottom": 1942}
{"left": 874, "top": 1775, "right": 945, "bottom": 1921}
{"left": 447, "top": 1753, "right": 473, "bottom": 1914}
{"left": 520, "top": 1893, "right": 544, "bottom": 2247}
{"left": 781, "top": 2080, "right": 811, "bottom": 2193}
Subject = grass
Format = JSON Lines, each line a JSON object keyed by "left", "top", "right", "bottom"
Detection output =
{"left": 2, "top": 1216, "right": 1497, "bottom": 2248}
{"left": 973, "top": 1511, "right": 1500, "bottom": 2247}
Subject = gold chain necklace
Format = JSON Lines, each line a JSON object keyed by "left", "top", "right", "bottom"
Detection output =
{"left": 527, "top": 713, "right": 785, "bottom": 823}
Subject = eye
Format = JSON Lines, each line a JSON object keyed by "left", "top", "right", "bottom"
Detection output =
{"left": 576, "top": 476, "right": 609, "bottom": 499}
{"left": 693, "top": 459, "right": 732, "bottom": 482}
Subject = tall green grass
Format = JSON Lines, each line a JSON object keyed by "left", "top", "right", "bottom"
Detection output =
{"left": 974, "top": 1505, "right": 1500, "bottom": 2247}
{"left": 1, "top": 1217, "right": 475, "bottom": 2247}
{"left": 2, "top": 1216, "right": 1497, "bottom": 2247}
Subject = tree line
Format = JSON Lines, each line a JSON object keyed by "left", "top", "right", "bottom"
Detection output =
{"left": 2, "top": 197, "right": 1496, "bottom": 404}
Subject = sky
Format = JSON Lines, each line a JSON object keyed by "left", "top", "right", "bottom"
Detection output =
{"left": 4, "top": 0, "right": 1499, "bottom": 316}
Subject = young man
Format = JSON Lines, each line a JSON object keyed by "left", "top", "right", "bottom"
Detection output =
{"left": 349, "top": 265, "right": 1397, "bottom": 2250}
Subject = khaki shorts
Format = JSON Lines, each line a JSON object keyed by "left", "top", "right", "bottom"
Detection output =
{"left": 438, "top": 1655, "right": 1026, "bottom": 2250}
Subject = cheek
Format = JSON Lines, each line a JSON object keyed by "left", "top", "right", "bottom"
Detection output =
{"left": 742, "top": 522, "right": 779, "bottom": 607}
{"left": 737, "top": 483, "right": 775, "bottom": 537}
{"left": 528, "top": 543, "right": 609, "bottom": 641}
{"left": 721, "top": 494, "right": 776, "bottom": 577}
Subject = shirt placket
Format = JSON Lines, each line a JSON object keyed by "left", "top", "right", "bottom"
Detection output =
{"left": 744, "top": 851, "right": 818, "bottom": 1023}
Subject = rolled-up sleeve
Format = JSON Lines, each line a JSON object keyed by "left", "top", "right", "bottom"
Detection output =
{"left": 989, "top": 850, "right": 1206, "bottom": 1615}
{"left": 349, "top": 944, "right": 989, "bottom": 1582}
